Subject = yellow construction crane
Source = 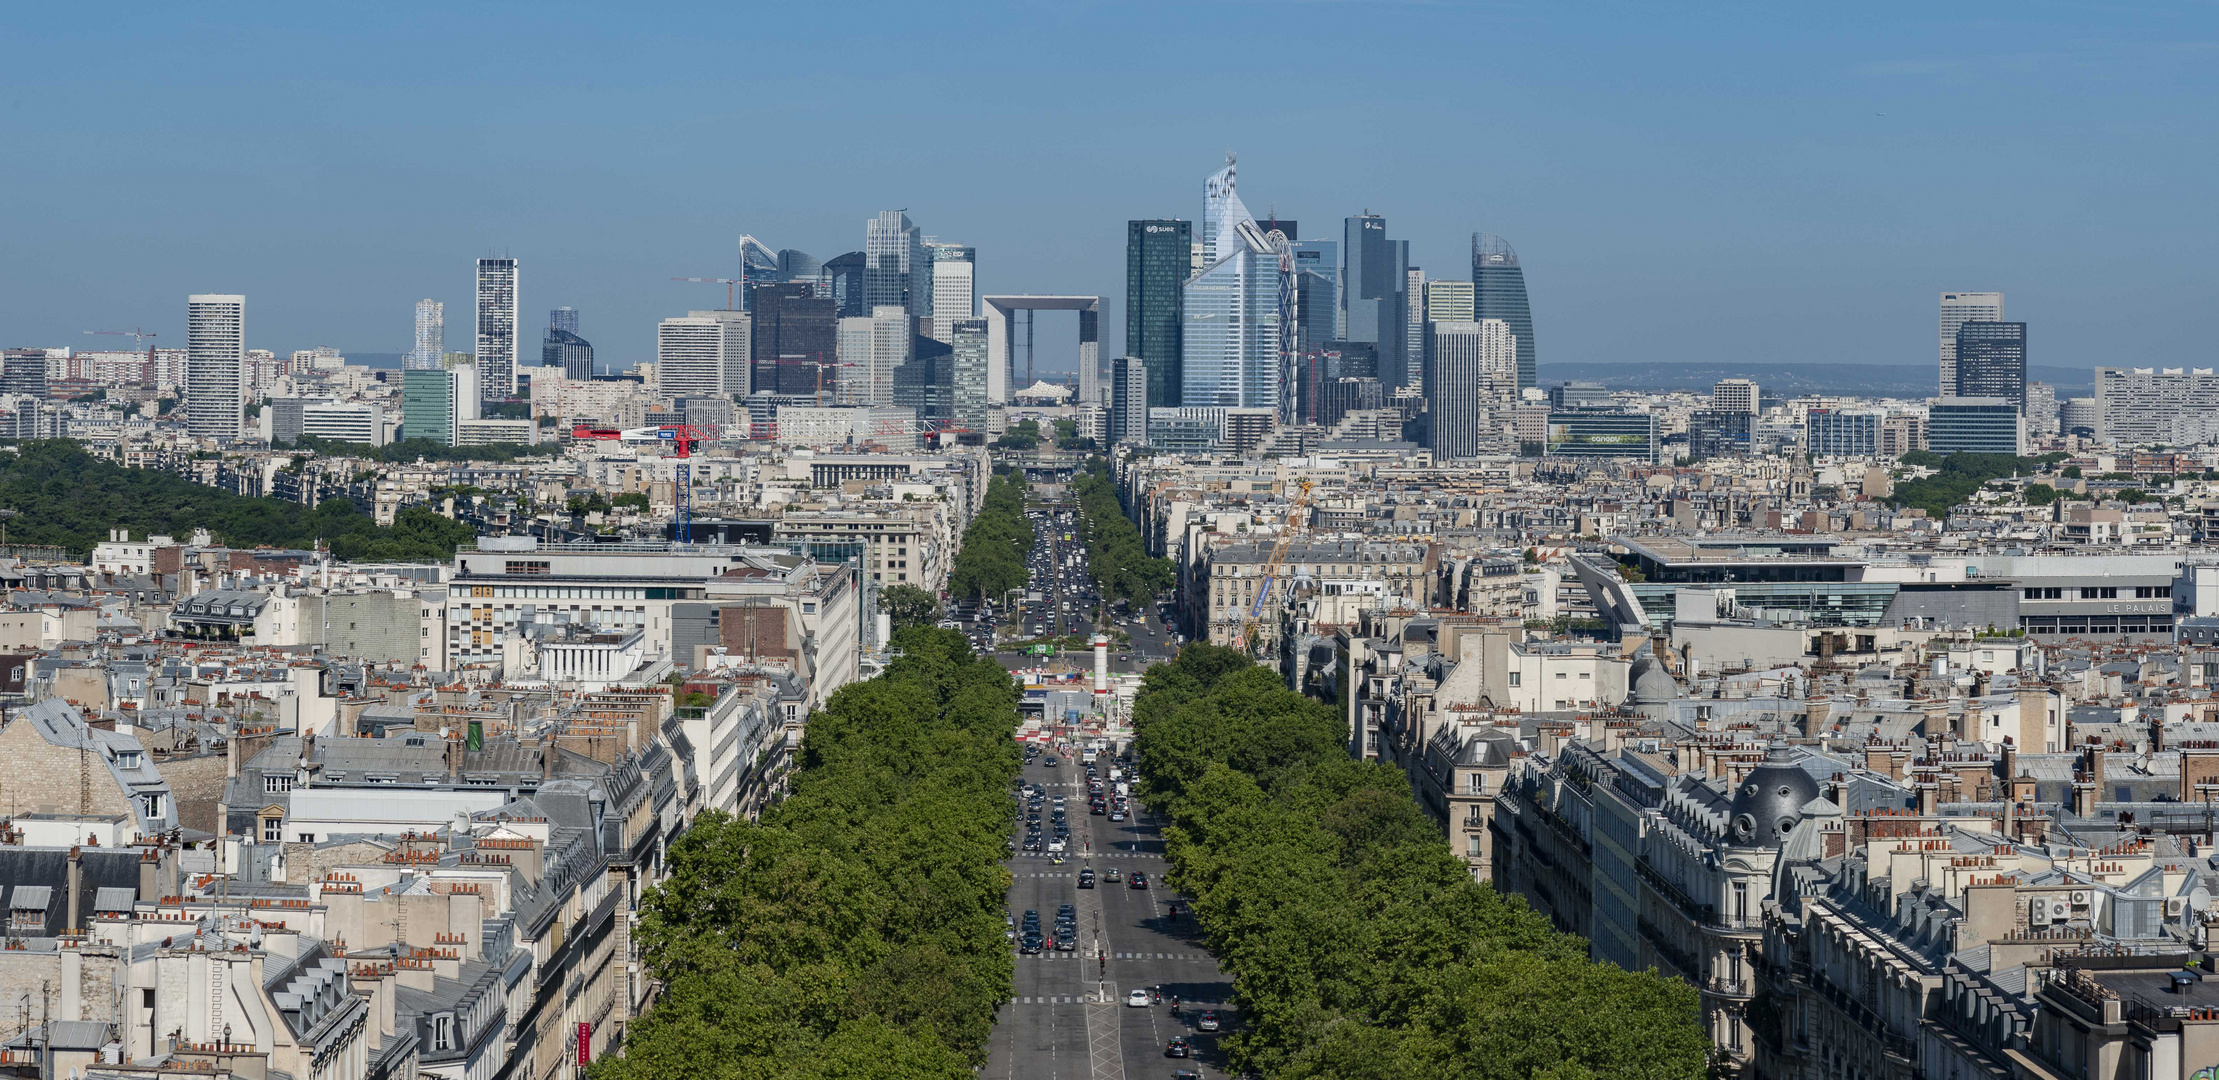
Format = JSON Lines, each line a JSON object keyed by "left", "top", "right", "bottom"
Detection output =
{"left": 1241, "top": 478, "right": 1313, "bottom": 657}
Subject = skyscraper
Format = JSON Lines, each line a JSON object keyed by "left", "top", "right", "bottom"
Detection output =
{"left": 1711, "top": 378, "right": 1759, "bottom": 415}
{"left": 694, "top": 309, "right": 752, "bottom": 397}
{"left": 776, "top": 249, "right": 822, "bottom": 282}
{"left": 475, "top": 257, "right": 519, "bottom": 401}
{"left": 657, "top": 317, "right": 731, "bottom": 399}
{"left": 950, "top": 317, "right": 991, "bottom": 433}
{"left": 1424, "top": 280, "right": 1474, "bottom": 324}
{"left": 866, "top": 305, "right": 910, "bottom": 407}
{"left": 1181, "top": 219, "right": 1287, "bottom": 411}
{"left": 1471, "top": 233, "right": 1537, "bottom": 395}
{"left": 1342, "top": 214, "right": 1408, "bottom": 388}
{"left": 542, "top": 308, "right": 595, "bottom": 381}
{"left": 1289, "top": 239, "right": 1340, "bottom": 351}
{"left": 1954, "top": 321, "right": 2027, "bottom": 410}
{"left": 186, "top": 294, "right": 246, "bottom": 440}
{"left": 865, "top": 212, "right": 926, "bottom": 317}
{"left": 1938, "top": 292, "right": 2005, "bottom": 396}
{"left": 1111, "top": 356, "right": 1148, "bottom": 445}
{"left": 835, "top": 316, "right": 874, "bottom": 405}
{"left": 1201, "top": 154, "right": 1251, "bottom": 265}
{"left": 929, "top": 244, "right": 976, "bottom": 343}
{"left": 1404, "top": 266, "right": 1427, "bottom": 381}
{"left": 1127, "top": 219, "right": 1191, "bottom": 410}
{"left": 408, "top": 299, "right": 444, "bottom": 370}
{"left": 751, "top": 283, "right": 838, "bottom": 397}
{"left": 402, "top": 363, "right": 477, "bottom": 446}
{"left": 1424, "top": 319, "right": 1515, "bottom": 460}
{"left": 822, "top": 252, "right": 866, "bottom": 318}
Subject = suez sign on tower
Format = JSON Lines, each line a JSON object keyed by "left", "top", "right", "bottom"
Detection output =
{"left": 1144, "top": 224, "right": 1180, "bottom": 234}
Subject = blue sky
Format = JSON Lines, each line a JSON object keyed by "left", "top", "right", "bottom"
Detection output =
{"left": 3, "top": 2, "right": 2213, "bottom": 378}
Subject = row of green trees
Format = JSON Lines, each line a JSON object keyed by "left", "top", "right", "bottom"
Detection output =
{"left": 946, "top": 472, "right": 1035, "bottom": 601}
{"left": 0, "top": 440, "right": 475, "bottom": 560}
{"left": 1133, "top": 644, "right": 1708, "bottom": 1080}
{"left": 1072, "top": 458, "right": 1174, "bottom": 607}
{"left": 604, "top": 628, "right": 1022, "bottom": 1079}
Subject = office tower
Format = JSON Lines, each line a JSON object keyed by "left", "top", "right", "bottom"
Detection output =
{"left": 1110, "top": 356, "right": 1148, "bottom": 445}
{"left": 1472, "top": 233, "right": 1537, "bottom": 394}
{"left": 2061, "top": 397, "right": 2102, "bottom": 439}
{"left": 1405, "top": 267, "right": 1427, "bottom": 380}
{"left": 865, "top": 211, "right": 926, "bottom": 316}
{"left": 1290, "top": 239, "right": 1340, "bottom": 350}
{"left": 1201, "top": 153, "right": 1252, "bottom": 265}
{"left": 1077, "top": 306, "right": 1103, "bottom": 406}
{"left": 1182, "top": 218, "right": 1287, "bottom": 411}
{"left": 1954, "top": 321, "right": 2027, "bottom": 410}
{"left": 401, "top": 363, "right": 476, "bottom": 446}
{"left": 408, "top": 300, "right": 445, "bottom": 369}
{"left": 185, "top": 294, "right": 246, "bottom": 440}
{"left": 822, "top": 252, "right": 866, "bottom": 318}
{"left": 1927, "top": 397, "right": 2022, "bottom": 455}
{"left": 1425, "top": 280, "right": 1474, "bottom": 324}
{"left": 1425, "top": 319, "right": 1515, "bottom": 460}
{"left": 475, "top": 257, "right": 518, "bottom": 400}
{"left": 657, "top": 317, "right": 730, "bottom": 398}
{"left": 929, "top": 244, "right": 976, "bottom": 343}
{"left": 1127, "top": 219, "right": 1191, "bottom": 409}
{"left": 752, "top": 283, "right": 838, "bottom": 398}
{"left": 1938, "top": 292, "right": 2005, "bottom": 396}
{"left": 1711, "top": 378, "right": 1760, "bottom": 415}
{"left": 777, "top": 249, "right": 821, "bottom": 282}
{"left": 1319, "top": 377, "right": 1384, "bottom": 430}
{"left": 866, "top": 305, "right": 909, "bottom": 406}
{"left": 690, "top": 309, "right": 751, "bottom": 396}
{"left": 893, "top": 335, "right": 954, "bottom": 421}
{"left": 1342, "top": 214, "right": 1408, "bottom": 388}
{"left": 2024, "top": 382, "right": 2059, "bottom": 438}
{"left": 1687, "top": 410, "right": 1753, "bottom": 459}
{"left": 1806, "top": 408, "right": 1882, "bottom": 458}
{"left": 950, "top": 317, "right": 991, "bottom": 433}
{"left": 835, "top": 316, "right": 874, "bottom": 405}
{"left": 542, "top": 308, "right": 596, "bottom": 381}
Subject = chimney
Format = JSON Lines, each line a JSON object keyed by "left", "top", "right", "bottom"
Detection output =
{"left": 2089, "top": 740, "right": 2108, "bottom": 797}
{"left": 541, "top": 737, "right": 556, "bottom": 781}
{"left": 2000, "top": 737, "right": 2018, "bottom": 790}
{"left": 138, "top": 847, "right": 159, "bottom": 903}
{"left": 2072, "top": 776, "right": 2097, "bottom": 817}
{"left": 1916, "top": 782, "right": 1938, "bottom": 816}
{"left": 66, "top": 846, "right": 83, "bottom": 933}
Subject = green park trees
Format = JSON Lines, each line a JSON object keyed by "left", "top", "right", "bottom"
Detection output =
{"left": 602, "top": 628, "right": 1022, "bottom": 1080}
{"left": 947, "top": 473, "right": 1034, "bottom": 602}
{"left": 1132, "top": 644, "right": 1708, "bottom": 1080}
{"left": 1072, "top": 458, "right": 1173, "bottom": 607}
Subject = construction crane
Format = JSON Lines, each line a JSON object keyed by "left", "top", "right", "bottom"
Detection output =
{"left": 567, "top": 425, "right": 708, "bottom": 543}
{"left": 670, "top": 277, "right": 745, "bottom": 310}
{"left": 1241, "top": 478, "right": 1315, "bottom": 658}
{"left": 83, "top": 328, "right": 158, "bottom": 348}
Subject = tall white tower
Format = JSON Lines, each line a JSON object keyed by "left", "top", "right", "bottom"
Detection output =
{"left": 409, "top": 300, "right": 444, "bottom": 369}
{"left": 186, "top": 294, "right": 246, "bottom": 440}
{"left": 1939, "top": 292, "right": 2004, "bottom": 397}
{"left": 476, "top": 257, "right": 519, "bottom": 400}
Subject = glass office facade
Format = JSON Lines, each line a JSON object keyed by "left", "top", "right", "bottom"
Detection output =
{"left": 1473, "top": 233, "right": 1537, "bottom": 394}
{"left": 1127, "top": 219, "right": 1191, "bottom": 410}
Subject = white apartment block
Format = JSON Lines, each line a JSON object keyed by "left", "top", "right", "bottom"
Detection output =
{"left": 186, "top": 293, "right": 246, "bottom": 439}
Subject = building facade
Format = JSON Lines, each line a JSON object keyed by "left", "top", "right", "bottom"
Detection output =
{"left": 1473, "top": 233, "right": 1538, "bottom": 394}
{"left": 1127, "top": 220, "right": 1191, "bottom": 411}
{"left": 475, "top": 257, "right": 519, "bottom": 401}
{"left": 186, "top": 293, "right": 246, "bottom": 440}
{"left": 1938, "top": 290, "right": 2004, "bottom": 396}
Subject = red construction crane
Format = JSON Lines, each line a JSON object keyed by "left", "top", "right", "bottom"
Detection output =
{"left": 83, "top": 328, "right": 158, "bottom": 348}
{"left": 567, "top": 425, "right": 708, "bottom": 543}
{"left": 670, "top": 277, "right": 745, "bottom": 311}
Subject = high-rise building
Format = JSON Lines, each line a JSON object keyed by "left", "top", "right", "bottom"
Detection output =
{"left": 1201, "top": 154, "right": 1251, "bottom": 265}
{"left": 408, "top": 299, "right": 445, "bottom": 370}
{"left": 1472, "top": 233, "right": 1537, "bottom": 394}
{"left": 1687, "top": 410, "right": 1753, "bottom": 459}
{"left": 693, "top": 309, "right": 751, "bottom": 398}
{"left": 2024, "top": 382, "right": 2060, "bottom": 439}
{"left": 1290, "top": 239, "right": 1340, "bottom": 351}
{"left": 865, "top": 212, "right": 926, "bottom": 317}
{"left": 1927, "top": 397, "right": 2022, "bottom": 455}
{"left": 1938, "top": 292, "right": 2004, "bottom": 397}
{"left": 186, "top": 294, "right": 246, "bottom": 440}
{"left": 1342, "top": 214, "right": 1409, "bottom": 388}
{"left": 656, "top": 317, "right": 728, "bottom": 399}
{"left": 1711, "top": 378, "right": 1760, "bottom": 415}
{"left": 835, "top": 317, "right": 874, "bottom": 406}
{"left": 1110, "top": 356, "right": 1148, "bottom": 445}
{"left": 475, "top": 257, "right": 519, "bottom": 401}
{"left": 1424, "top": 280, "right": 1474, "bottom": 324}
{"left": 751, "top": 283, "right": 838, "bottom": 398}
{"left": 1953, "top": 321, "right": 2027, "bottom": 410}
{"left": 892, "top": 335, "right": 954, "bottom": 421}
{"left": 822, "top": 252, "right": 866, "bottom": 318}
{"left": 866, "top": 305, "right": 909, "bottom": 407}
{"left": 950, "top": 318, "right": 991, "bottom": 433}
{"left": 542, "top": 308, "right": 595, "bottom": 381}
{"left": 2094, "top": 367, "right": 2219, "bottom": 446}
{"left": 1806, "top": 408, "right": 1882, "bottom": 458}
{"left": 776, "top": 249, "right": 821, "bottom": 282}
{"left": 1182, "top": 219, "right": 1287, "bottom": 410}
{"left": 401, "top": 362, "right": 477, "bottom": 446}
{"left": 0, "top": 352, "right": 48, "bottom": 398}
{"left": 1405, "top": 267, "right": 1428, "bottom": 380}
{"left": 1127, "top": 219, "right": 1192, "bottom": 410}
{"left": 1425, "top": 319, "right": 1516, "bottom": 460}
{"left": 929, "top": 244, "right": 976, "bottom": 343}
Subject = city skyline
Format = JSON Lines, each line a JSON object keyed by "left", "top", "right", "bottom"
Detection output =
{"left": 4, "top": 6, "right": 2209, "bottom": 376}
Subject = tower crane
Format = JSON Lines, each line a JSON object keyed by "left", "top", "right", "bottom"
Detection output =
{"left": 670, "top": 278, "right": 745, "bottom": 311}
{"left": 567, "top": 424, "right": 709, "bottom": 543}
{"left": 83, "top": 328, "right": 158, "bottom": 349}
{"left": 1241, "top": 478, "right": 1314, "bottom": 658}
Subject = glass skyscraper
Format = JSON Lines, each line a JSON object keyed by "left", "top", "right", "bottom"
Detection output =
{"left": 542, "top": 307, "right": 595, "bottom": 381}
{"left": 1181, "top": 221, "right": 1286, "bottom": 410}
{"left": 1341, "top": 215, "right": 1409, "bottom": 388}
{"left": 949, "top": 317, "right": 990, "bottom": 432}
{"left": 1472, "top": 233, "right": 1537, "bottom": 394}
{"left": 1126, "top": 219, "right": 1191, "bottom": 409}
{"left": 865, "top": 211, "right": 926, "bottom": 317}
{"left": 1954, "top": 321, "right": 2027, "bottom": 410}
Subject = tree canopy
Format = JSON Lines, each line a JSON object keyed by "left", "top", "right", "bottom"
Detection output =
{"left": 601, "top": 628, "right": 1021, "bottom": 1080}
{"left": 991, "top": 420, "right": 1041, "bottom": 451}
{"left": 1072, "top": 458, "right": 1173, "bottom": 607}
{"left": 0, "top": 440, "right": 475, "bottom": 561}
{"left": 878, "top": 583, "right": 942, "bottom": 631}
{"left": 946, "top": 473, "right": 1034, "bottom": 602}
{"left": 1886, "top": 451, "right": 2064, "bottom": 517}
{"left": 1132, "top": 644, "right": 1708, "bottom": 1080}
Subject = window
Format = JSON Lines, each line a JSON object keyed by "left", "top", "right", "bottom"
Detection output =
{"left": 1508, "top": 671, "right": 1520, "bottom": 687}
{"left": 2082, "top": 587, "right": 2117, "bottom": 600}
{"left": 505, "top": 560, "right": 552, "bottom": 575}
{"left": 262, "top": 816, "right": 282, "bottom": 842}
{"left": 1733, "top": 882, "right": 1748, "bottom": 925}
{"left": 1467, "top": 836, "right": 1483, "bottom": 858}
{"left": 141, "top": 794, "right": 164, "bottom": 820}
{"left": 298, "top": 833, "right": 315, "bottom": 843}
{"left": 10, "top": 908, "right": 43, "bottom": 932}
{"left": 1555, "top": 671, "right": 1568, "bottom": 680}
{"left": 117, "top": 750, "right": 142, "bottom": 769}
{"left": 433, "top": 1014, "right": 455, "bottom": 1051}
{"left": 264, "top": 774, "right": 292, "bottom": 794}
{"left": 1466, "top": 773, "right": 1485, "bottom": 795}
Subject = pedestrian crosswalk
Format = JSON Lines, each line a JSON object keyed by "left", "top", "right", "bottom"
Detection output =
{"left": 1011, "top": 994, "right": 1226, "bottom": 1004}
{"left": 1014, "top": 850, "right": 1156, "bottom": 859}
{"left": 1017, "top": 951, "right": 1208, "bottom": 961}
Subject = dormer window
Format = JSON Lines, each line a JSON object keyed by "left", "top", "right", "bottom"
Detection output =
{"left": 432, "top": 1013, "right": 455, "bottom": 1051}
{"left": 117, "top": 750, "right": 142, "bottom": 770}
{"left": 264, "top": 774, "right": 292, "bottom": 794}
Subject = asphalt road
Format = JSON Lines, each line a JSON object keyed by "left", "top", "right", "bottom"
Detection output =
{"left": 984, "top": 753, "right": 1236, "bottom": 1080}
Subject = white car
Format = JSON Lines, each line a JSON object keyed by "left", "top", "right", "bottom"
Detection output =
{"left": 1047, "top": 838, "right": 1065, "bottom": 853}
{"left": 1126, "top": 989, "right": 1150, "bottom": 1007}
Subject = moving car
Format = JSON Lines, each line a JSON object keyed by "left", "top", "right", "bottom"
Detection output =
{"left": 1129, "top": 871, "right": 1148, "bottom": 889}
{"left": 1197, "top": 1010, "right": 1221, "bottom": 1032}
{"left": 1078, "top": 869, "right": 1096, "bottom": 888}
{"left": 1165, "top": 1037, "right": 1191, "bottom": 1058}
{"left": 1105, "top": 867, "right": 1121, "bottom": 883}
{"left": 1125, "top": 989, "right": 1150, "bottom": 1007}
